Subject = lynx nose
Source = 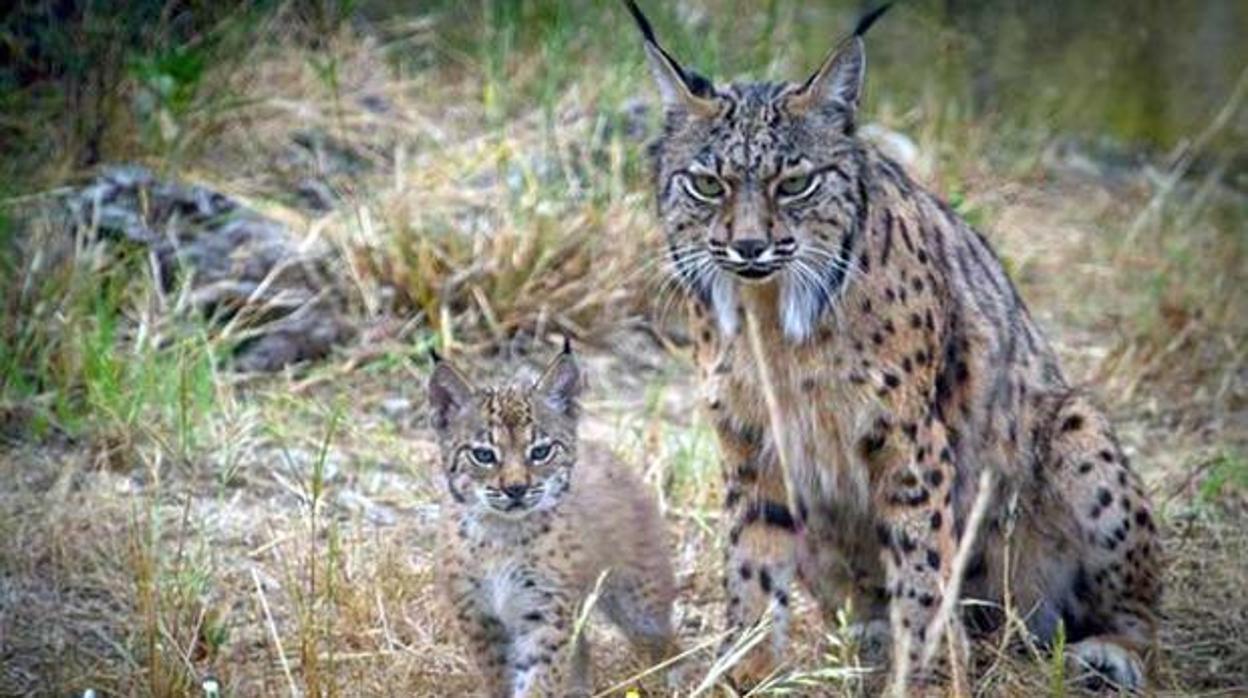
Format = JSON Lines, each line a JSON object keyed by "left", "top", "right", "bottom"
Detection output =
{"left": 502, "top": 483, "right": 528, "bottom": 500}
{"left": 731, "top": 238, "right": 769, "bottom": 261}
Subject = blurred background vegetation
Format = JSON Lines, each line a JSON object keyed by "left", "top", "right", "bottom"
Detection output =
{"left": 0, "top": 1, "right": 1245, "bottom": 695}
{"left": 3, "top": 0, "right": 1246, "bottom": 180}
{"left": 2, "top": 0, "right": 1244, "bottom": 435}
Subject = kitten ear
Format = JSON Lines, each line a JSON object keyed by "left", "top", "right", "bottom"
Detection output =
{"left": 786, "top": 4, "right": 890, "bottom": 120}
{"left": 535, "top": 342, "right": 580, "bottom": 418}
{"left": 428, "top": 358, "right": 474, "bottom": 431}
{"left": 623, "top": 0, "right": 718, "bottom": 116}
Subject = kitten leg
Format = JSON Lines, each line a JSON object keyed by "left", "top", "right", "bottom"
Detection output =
{"left": 445, "top": 574, "right": 511, "bottom": 696}
{"left": 509, "top": 596, "right": 586, "bottom": 698}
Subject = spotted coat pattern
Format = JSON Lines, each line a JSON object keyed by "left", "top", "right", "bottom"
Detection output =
{"left": 627, "top": 1, "right": 1161, "bottom": 690}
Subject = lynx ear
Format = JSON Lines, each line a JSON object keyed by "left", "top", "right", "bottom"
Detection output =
{"left": 428, "top": 358, "right": 474, "bottom": 431}
{"left": 623, "top": 0, "right": 718, "bottom": 116}
{"left": 535, "top": 342, "right": 581, "bottom": 418}
{"left": 788, "top": 38, "right": 866, "bottom": 117}
{"left": 786, "top": 4, "right": 890, "bottom": 120}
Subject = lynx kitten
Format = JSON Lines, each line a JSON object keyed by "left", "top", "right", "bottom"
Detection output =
{"left": 428, "top": 346, "right": 677, "bottom": 696}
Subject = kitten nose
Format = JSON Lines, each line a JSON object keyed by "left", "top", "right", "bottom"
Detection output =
{"left": 502, "top": 484, "right": 528, "bottom": 500}
{"left": 732, "top": 238, "right": 769, "bottom": 261}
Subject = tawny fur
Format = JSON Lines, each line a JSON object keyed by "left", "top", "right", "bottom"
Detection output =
{"left": 428, "top": 350, "right": 677, "bottom": 697}
{"left": 627, "top": 1, "right": 1162, "bottom": 690}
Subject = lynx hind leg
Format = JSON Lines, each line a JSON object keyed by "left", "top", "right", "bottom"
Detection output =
{"left": 1043, "top": 394, "right": 1161, "bottom": 690}
{"left": 598, "top": 573, "right": 693, "bottom": 692}
{"left": 567, "top": 634, "right": 592, "bottom": 698}
{"left": 600, "top": 572, "right": 677, "bottom": 664}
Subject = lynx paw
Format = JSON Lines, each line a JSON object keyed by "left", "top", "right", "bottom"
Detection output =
{"left": 724, "top": 648, "right": 777, "bottom": 691}
{"left": 1066, "top": 638, "right": 1145, "bottom": 692}
{"left": 844, "top": 619, "right": 892, "bottom": 664}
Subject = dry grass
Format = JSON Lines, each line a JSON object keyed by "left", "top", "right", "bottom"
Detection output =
{"left": 2, "top": 2, "right": 1246, "bottom": 696}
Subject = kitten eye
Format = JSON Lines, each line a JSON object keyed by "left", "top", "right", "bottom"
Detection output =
{"left": 470, "top": 447, "right": 497, "bottom": 466}
{"left": 528, "top": 443, "right": 553, "bottom": 463}
{"left": 686, "top": 173, "right": 725, "bottom": 201}
{"left": 776, "top": 173, "right": 819, "bottom": 200}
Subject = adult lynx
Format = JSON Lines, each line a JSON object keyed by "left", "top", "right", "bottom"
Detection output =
{"left": 626, "top": 1, "right": 1161, "bottom": 690}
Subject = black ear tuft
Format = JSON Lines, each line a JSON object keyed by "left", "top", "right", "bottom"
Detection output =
{"left": 624, "top": 0, "right": 718, "bottom": 110}
{"left": 787, "top": 4, "right": 887, "bottom": 119}
{"left": 561, "top": 335, "right": 573, "bottom": 355}
{"left": 623, "top": 0, "right": 714, "bottom": 97}
{"left": 623, "top": 0, "right": 660, "bottom": 45}
{"left": 428, "top": 348, "right": 442, "bottom": 364}
{"left": 854, "top": 3, "right": 892, "bottom": 37}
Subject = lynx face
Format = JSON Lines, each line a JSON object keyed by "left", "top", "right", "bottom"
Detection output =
{"left": 428, "top": 350, "right": 580, "bottom": 518}
{"left": 636, "top": 2, "right": 872, "bottom": 341}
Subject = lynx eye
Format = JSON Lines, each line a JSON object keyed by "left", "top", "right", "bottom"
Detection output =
{"left": 528, "top": 443, "right": 553, "bottom": 463}
{"left": 469, "top": 447, "right": 497, "bottom": 466}
{"left": 776, "top": 173, "right": 819, "bottom": 200}
{"left": 685, "top": 173, "right": 725, "bottom": 201}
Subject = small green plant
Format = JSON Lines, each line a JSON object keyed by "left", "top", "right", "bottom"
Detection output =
{"left": 0, "top": 215, "right": 219, "bottom": 457}
{"left": 1048, "top": 620, "right": 1067, "bottom": 697}
{"left": 129, "top": 42, "right": 215, "bottom": 162}
{"left": 129, "top": 493, "right": 222, "bottom": 697}
{"left": 947, "top": 189, "right": 989, "bottom": 231}
{"left": 1200, "top": 450, "right": 1248, "bottom": 504}
{"left": 267, "top": 401, "right": 347, "bottom": 697}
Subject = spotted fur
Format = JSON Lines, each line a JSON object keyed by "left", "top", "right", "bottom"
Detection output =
{"left": 429, "top": 348, "right": 677, "bottom": 696}
{"left": 627, "top": 1, "right": 1161, "bottom": 690}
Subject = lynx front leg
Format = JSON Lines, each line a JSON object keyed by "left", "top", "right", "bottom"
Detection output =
{"left": 872, "top": 416, "right": 965, "bottom": 692}
{"left": 445, "top": 578, "right": 511, "bottom": 697}
{"left": 690, "top": 299, "right": 799, "bottom": 685}
{"left": 715, "top": 416, "right": 799, "bottom": 686}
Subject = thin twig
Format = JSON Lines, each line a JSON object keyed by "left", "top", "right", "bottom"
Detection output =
{"left": 571, "top": 568, "right": 612, "bottom": 647}
{"left": 921, "top": 470, "right": 995, "bottom": 669}
{"left": 251, "top": 567, "right": 300, "bottom": 698}
{"left": 743, "top": 309, "right": 799, "bottom": 506}
{"left": 691, "top": 619, "right": 773, "bottom": 698}
{"left": 591, "top": 631, "right": 725, "bottom": 698}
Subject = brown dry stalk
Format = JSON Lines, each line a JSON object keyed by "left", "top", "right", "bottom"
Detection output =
{"left": 592, "top": 631, "right": 726, "bottom": 698}
{"left": 921, "top": 470, "right": 996, "bottom": 684}
{"left": 1122, "top": 63, "right": 1248, "bottom": 249}
{"left": 251, "top": 567, "right": 300, "bottom": 698}
{"left": 743, "top": 309, "right": 800, "bottom": 507}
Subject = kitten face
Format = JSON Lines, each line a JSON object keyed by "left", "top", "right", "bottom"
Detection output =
{"left": 428, "top": 350, "right": 580, "bottom": 518}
